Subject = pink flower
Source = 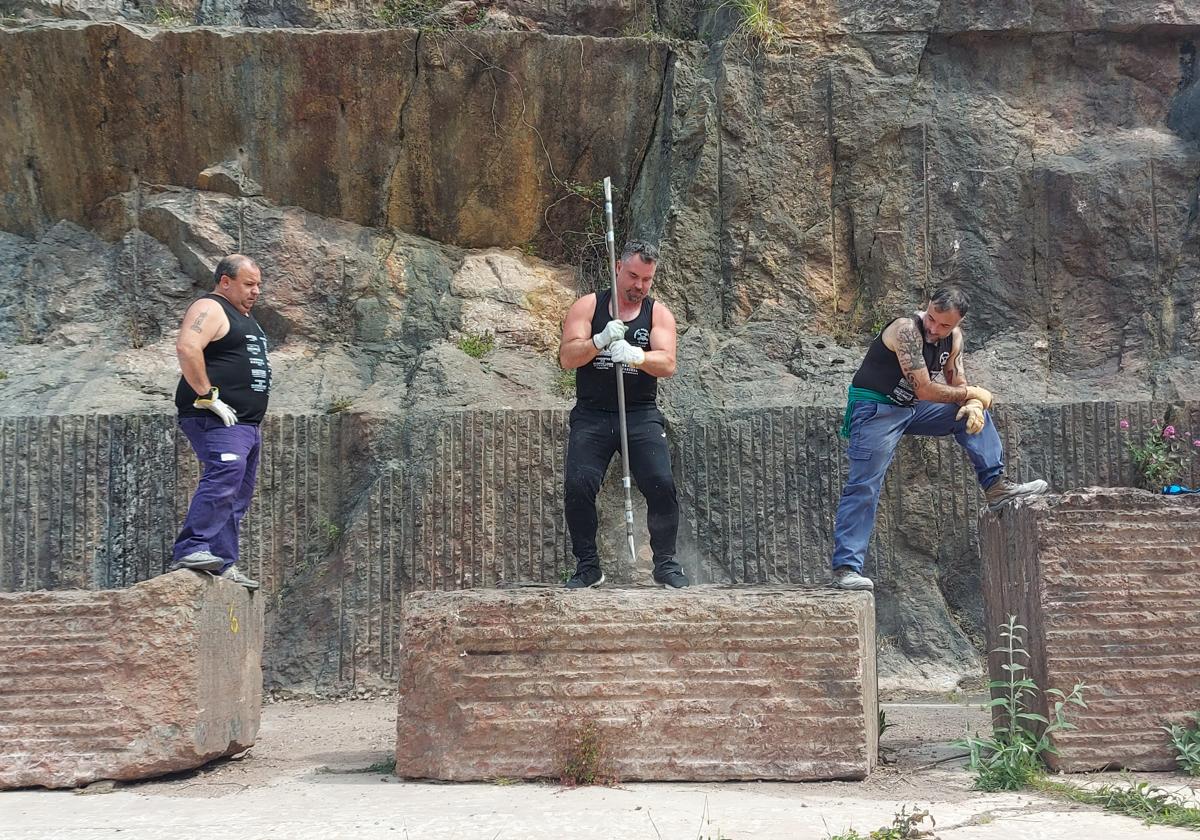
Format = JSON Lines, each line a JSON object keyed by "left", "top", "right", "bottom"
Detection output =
{"left": 1163, "top": 425, "right": 1177, "bottom": 439}
{"left": 1194, "top": 439, "right": 1200, "bottom": 448}
{"left": 1119, "top": 419, "right": 1130, "bottom": 429}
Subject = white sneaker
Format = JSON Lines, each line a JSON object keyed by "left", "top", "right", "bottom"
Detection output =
{"left": 171, "top": 551, "right": 225, "bottom": 573}
{"left": 984, "top": 477, "right": 1050, "bottom": 512}
{"left": 832, "top": 566, "right": 875, "bottom": 591}
{"left": 219, "top": 564, "right": 260, "bottom": 591}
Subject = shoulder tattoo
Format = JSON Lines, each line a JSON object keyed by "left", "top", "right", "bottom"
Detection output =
{"left": 189, "top": 310, "right": 209, "bottom": 334}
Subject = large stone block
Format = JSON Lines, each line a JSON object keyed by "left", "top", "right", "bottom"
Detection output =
{"left": 395, "top": 586, "right": 877, "bottom": 781}
{"left": 979, "top": 487, "right": 1200, "bottom": 772}
{"left": 0, "top": 571, "right": 263, "bottom": 789}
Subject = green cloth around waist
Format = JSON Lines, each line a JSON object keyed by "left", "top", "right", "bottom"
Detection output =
{"left": 839, "top": 386, "right": 896, "bottom": 439}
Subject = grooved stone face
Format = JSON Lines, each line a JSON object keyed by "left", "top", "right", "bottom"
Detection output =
{"left": 0, "top": 571, "right": 264, "bottom": 789}
{"left": 980, "top": 488, "right": 1200, "bottom": 772}
{"left": 395, "top": 586, "right": 877, "bottom": 781}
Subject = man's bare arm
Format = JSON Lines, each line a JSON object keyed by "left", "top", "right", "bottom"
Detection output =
{"left": 559, "top": 294, "right": 601, "bottom": 370}
{"left": 944, "top": 329, "right": 968, "bottom": 387}
{"left": 887, "top": 319, "right": 970, "bottom": 405}
{"left": 635, "top": 304, "right": 677, "bottom": 378}
{"left": 176, "top": 299, "right": 226, "bottom": 394}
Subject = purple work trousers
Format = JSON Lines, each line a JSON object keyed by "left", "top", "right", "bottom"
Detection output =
{"left": 172, "top": 416, "right": 262, "bottom": 569}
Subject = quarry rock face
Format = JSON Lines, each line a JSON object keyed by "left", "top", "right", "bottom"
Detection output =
{"left": 0, "top": 571, "right": 264, "bottom": 789}
{"left": 979, "top": 488, "right": 1200, "bottom": 772}
{"left": 395, "top": 586, "right": 878, "bottom": 781}
{"left": 1, "top": 2, "right": 1198, "bottom": 696}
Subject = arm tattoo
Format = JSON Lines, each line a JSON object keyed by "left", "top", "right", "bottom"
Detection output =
{"left": 895, "top": 320, "right": 927, "bottom": 381}
{"left": 954, "top": 353, "right": 965, "bottom": 384}
{"left": 189, "top": 310, "right": 209, "bottom": 334}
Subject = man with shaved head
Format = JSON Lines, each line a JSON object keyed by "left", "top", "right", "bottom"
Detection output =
{"left": 170, "top": 254, "right": 271, "bottom": 590}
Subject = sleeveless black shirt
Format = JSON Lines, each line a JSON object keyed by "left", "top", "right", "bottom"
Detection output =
{"left": 175, "top": 294, "right": 272, "bottom": 425}
{"left": 851, "top": 314, "right": 953, "bottom": 406}
{"left": 574, "top": 290, "right": 658, "bottom": 411}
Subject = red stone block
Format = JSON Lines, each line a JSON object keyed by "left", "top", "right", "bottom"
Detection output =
{"left": 396, "top": 586, "right": 877, "bottom": 781}
{"left": 0, "top": 571, "right": 264, "bottom": 789}
{"left": 980, "top": 488, "right": 1200, "bottom": 771}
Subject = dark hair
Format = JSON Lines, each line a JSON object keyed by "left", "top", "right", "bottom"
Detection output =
{"left": 213, "top": 254, "right": 254, "bottom": 286}
{"left": 928, "top": 287, "right": 969, "bottom": 318}
{"left": 620, "top": 240, "right": 660, "bottom": 264}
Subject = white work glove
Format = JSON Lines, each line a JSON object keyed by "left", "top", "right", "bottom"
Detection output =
{"left": 956, "top": 398, "right": 985, "bottom": 435}
{"left": 194, "top": 387, "right": 238, "bottom": 427}
{"left": 608, "top": 339, "right": 645, "bottom": 367}
{"left": 592, "top": 319, "right": 627, "bottom": 350}
{"left": 963, "top": 386, "right": 994, "bottom": 410}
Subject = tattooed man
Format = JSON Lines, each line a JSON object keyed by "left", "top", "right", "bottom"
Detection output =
{"left": 830, "top": 287, "right": 1048, "bottom": 591}
{"left": 169, "top": 254, "right": 271, "bottom": 590}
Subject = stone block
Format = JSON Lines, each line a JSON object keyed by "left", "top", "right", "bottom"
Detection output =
{"left": 395, "top": 586, "right": 877, "bottom": 781}
{"left": 0, "top": 571, "right": 263, "bottom": 789}
{"left": 979, "top": 487, "right": 1200, "bottom": 772}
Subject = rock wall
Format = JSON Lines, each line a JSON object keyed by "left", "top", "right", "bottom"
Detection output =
{"left": 2, "top": 9, "right": 1199, "bottom": 693}
{"left": 3, "top": 402, "right": 1197, "bottom": 692}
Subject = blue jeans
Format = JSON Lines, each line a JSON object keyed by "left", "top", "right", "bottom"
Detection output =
{"left": 831, "top": 401, "right": 1005, "bottom": 573}
{"left": 173, "top": 416, "right": 262, "bottom": 569}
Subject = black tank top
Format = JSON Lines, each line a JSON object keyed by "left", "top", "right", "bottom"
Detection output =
{"left": 851, "top": 314, "right": 953, "bottom": 406}
{"left": 574, "top": 290, "right": 658, "bottom": 411}
{"left": 175, "top": 294, "right": 271, "bottom": 425}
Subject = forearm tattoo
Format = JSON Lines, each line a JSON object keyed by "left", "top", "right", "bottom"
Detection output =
{"left": 189, "top": 311, "right": 208, "bottom": 334}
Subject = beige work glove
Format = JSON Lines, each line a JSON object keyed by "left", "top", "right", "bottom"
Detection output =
{"left": 956, "top": 398, "right": 986, "bottom": 434}
{"left": 963, "top": 385, "right": 994, "bottom": 410}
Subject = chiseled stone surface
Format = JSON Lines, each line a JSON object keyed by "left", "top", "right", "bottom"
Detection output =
{"left": 396, "top": 585, "right": 877, "bottom": 781}
{"left": 0, "top": 571, "right": 263, "bottom": 789}
{"left": 979, "top": 487, "right": 1200, "bottom": 772}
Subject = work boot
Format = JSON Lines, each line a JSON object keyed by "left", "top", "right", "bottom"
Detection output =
{"left": 565, "top": 565, "right": 605, "bottom": 589}
{"left": 219, "top": 564, "right": 260, "bottom": 591}
{"left": 832, "top": 566, "right": 874, "bottom": 591}
{"left": 171, "top": 551, "right": 226, "bottom": 573}
{"left": 984, "top": 477, "right": 1049, "bottom": 512}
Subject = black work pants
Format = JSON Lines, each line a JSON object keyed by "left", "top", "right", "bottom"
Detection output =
{"left": 564, "top": 405, "right": 679, "bottom": 572}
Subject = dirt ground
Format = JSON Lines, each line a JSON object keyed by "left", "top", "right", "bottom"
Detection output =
{"left": 2, "top": 696, "right": 1197, "bottom": 839}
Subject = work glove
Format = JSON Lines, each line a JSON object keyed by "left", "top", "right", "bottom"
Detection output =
{"left": 608, "top": 339, "right": 645, "bottom": 367}
{"left": 592, "top": 319, "right": 627, "bottom": 350}
{"left": 956, "top": 398, "right": 985, "bottom": 435}
{"left": 963, "top": 385, "right": 994, "bottom": 410}
{"left": 194, "top": 387, "right": 238, "bottom": 427}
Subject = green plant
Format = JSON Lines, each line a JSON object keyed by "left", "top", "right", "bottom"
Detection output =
{"left": 363, "top": 756, "right": 396, "bottom": 774}
{"left": 1121, "top": 416, "right": 1200, "bottom": 489}
{"left": 1164, "top": 711, "right": 1200, "bottom": 777}
{"left": 554, "top": 368, "right": 576, "bottom": 399}
{"left": 827, "top": 806, "right": 936, "bottom": 840}
{"left": 1035, "top": 778, "right": 1200, "bottom": 829}
{"left": 377, "top": 0, "right": 438, "bottom": 27}
{"left": 458, "top": 331, "right": 495, "bottom": 359}
{"left": 877, "top": 708, "right": 897, "bottom": 761}
{"left": 151, "top": 6, "right": 189, "bottom": 26}
{"left": 955, "top": 615, "right": 1088, "bottom": 791}
{"left": 311, "top": 516, "right": 341, "bottom": 551}
{"left": 327, "top": 396, "right": 354, "bottom": 414}
{"left": 721, "top": 0, "right": 785, "bottom": 53}
{"left": 0, "top": 369, "right": 8, "bottom": 381}
{"left": 559, "top": 721, "right": 617, "bottom": 787}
